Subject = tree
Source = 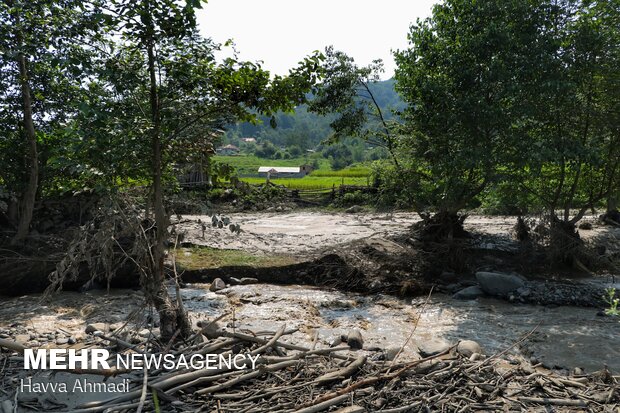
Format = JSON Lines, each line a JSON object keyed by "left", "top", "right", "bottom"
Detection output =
{"left": 309, "top": 47, "right": 401, "bottom": 167}
{"left": 394, "top": 0, "right": 547, "bottom": 238}
{"left": 512, "top": 0, "right": 620, "bottom": 263}
{"left": 0, "top": 0, "right": 95, "bottom": 243}
{"left": 73, "top": 0, "right": 321, "bottom": 341}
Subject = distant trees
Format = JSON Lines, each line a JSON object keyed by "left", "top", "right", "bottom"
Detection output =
{"left": 309, "top": 47, "right": 402, "bottom": 167}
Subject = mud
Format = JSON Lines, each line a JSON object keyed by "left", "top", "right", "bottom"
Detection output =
{"left": 2, "top": 212, "right": 620, "bottom": 412}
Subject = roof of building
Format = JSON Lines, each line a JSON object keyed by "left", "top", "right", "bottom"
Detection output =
{"left": 220, "top": 144, "right": 239, "bottom": 150}
{"left": 258, "top": 166, "right": 301, "bottom": 173}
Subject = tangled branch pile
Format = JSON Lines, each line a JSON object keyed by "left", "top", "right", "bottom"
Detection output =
{"left": 1, "top": 321, "right": 617, "bottom": 412}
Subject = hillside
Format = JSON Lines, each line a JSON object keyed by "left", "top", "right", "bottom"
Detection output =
{"left": 222, "top": 79, "right": 402, "bottom": 150}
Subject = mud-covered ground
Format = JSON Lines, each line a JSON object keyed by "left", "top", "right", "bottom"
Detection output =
{"left": 177, "top": 211, "right": 619, "bottom": 258}
{"left": 1, "top": 212, "right": 619, "bottom": 411}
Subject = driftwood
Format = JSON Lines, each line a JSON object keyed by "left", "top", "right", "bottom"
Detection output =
{"left": 1, "top": 319, "right": 618, "bottom": 413}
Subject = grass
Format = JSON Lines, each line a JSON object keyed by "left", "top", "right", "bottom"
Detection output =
{"left": 214, "top": 154, "right": 372, "bottom": 189}
{"left": 239, "top": 176, "right": 370, "bottom": 189}
{"left": 310, "top": 166, "right": 371, "bottom": 178}
{"left": 174, "top": 246, "right": 297, "bottom": 270}
{"left": 213, "top": 155, "right": 331, "bottom": 175}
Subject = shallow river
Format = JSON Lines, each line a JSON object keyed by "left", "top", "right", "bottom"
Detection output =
{"left": 181, "top": 282, "right": 620, "bottom": 374}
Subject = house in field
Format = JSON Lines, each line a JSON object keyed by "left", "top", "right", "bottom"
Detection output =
{"left": 217, "top": 144, "right": 239, "bottom": 155}
{"left": 258, "top": 165, "right": 313, "bottom": 179}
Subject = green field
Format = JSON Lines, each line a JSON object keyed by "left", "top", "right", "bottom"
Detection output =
{"left": 213, "top": 155, "right": 331, "bottom": 175}
{"left": 213, "top": 155, "right": 372, "bottom": 189}
{"left": 239, "top": 176, "right": 370, "bottom": 189}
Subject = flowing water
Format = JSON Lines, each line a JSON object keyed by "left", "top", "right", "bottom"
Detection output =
{"left": 182, "top": 282, "right": 620, "bottom": 373}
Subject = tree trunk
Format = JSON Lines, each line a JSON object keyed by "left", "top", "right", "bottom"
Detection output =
{"left": 11, "top": 5, "right": 38, "bottom": 245}
{"left": 548, "top": 215, "right": 584, "bottom": 266}
{"left": 144, "top": 19, "right": 190, "bottom": 343}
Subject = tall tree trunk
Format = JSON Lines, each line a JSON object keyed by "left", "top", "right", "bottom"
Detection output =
{"left": 11, "top": 4, "right": 38, "bottom": 245}
{"left": 145, "top": 19, "right": 190, "bottom": 343}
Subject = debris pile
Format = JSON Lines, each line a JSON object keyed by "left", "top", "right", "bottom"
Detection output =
{"left": 1, "top": 322, "right": 617, "bottom": 412}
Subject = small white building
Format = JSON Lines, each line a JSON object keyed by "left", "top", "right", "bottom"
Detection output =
{"left": 258, "top": 165, "right": 313, "bottom": 179}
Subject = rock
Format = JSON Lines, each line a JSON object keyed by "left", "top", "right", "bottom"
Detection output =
{"left": 197, "top": 320, "right": 221, "bottom": 339}
{"left": 328, "top": 335, "right": 343, "bottom": 347}
{"left": 457, "top": 340, "right": 483, "bottom": 357}
{"left": 516, "top": 287, "right": 531, "bottom": 298}
{"left": 68, "top": 337, "right": 77, "bottom": 345}
{"left": 138, "top": 329, "right": 151, "bottom": 338}
{"left": 2, "top": 400, "right": 14, "bottom": 413}
{"left": 346, "top": 329, "right": 364, "bottom": 350}
{"left": 14, "top": 335, "right": 30, "bottom": 344}
{"left": 209, "top": 278, "right": 226, "bottom": 292}
{"left": 417, "top": 339, "right": 451, "bottom": 357}
{"left": 85, "top": 323, "right": 107, "bottom": 334}
{"left": 371, "top": 398, "right": 387, "bottom": 409}
{"left": 452, "top": 286, "right": 485, "bottom": 300}
{"left": 229, "top": 277, "right": 242, "bottom": 285}
{"left": 475, "top": 271, "right": 525, "bottom": 296}
{"left": 345, "top": 205, "right": 363, "bottom": 213}
{"left": 384, "top": 346, "right": 401, "bottom": 361}
{"left": 239, "top": 277, "right": 259, "bottom": 285}
{"left": 469, "top": 352, "right": 483, "bottom": 361}
{"left": 56, "top": 338, "right": 69, "bottom": 345}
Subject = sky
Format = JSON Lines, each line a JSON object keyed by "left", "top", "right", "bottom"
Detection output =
{"left": 196, "top": 0, "right": 437, "bottom": 80}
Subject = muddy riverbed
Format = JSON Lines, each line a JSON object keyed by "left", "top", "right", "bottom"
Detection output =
{"left": 1, "top": 281, "right": 618, "bottom": 375}
{"left": 1, "top": 211, "right": 619, "bottom": 412}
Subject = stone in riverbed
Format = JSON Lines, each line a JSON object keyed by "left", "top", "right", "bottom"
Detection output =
{"left": 85, "top": 323, "right": 108, "bottom": 334}
{"left": 209, "top": 278, "right": 226, "bottom": 292}
{"left": 240, "top": 277, "right": 259, "bottom": 285}
{"left": 346, "top": 329, "right": 364, "bottom": 350}
{"left": 457, "top": 340, "right": 483, "bottom": 357}
{"left": 475, "top": 271, "right": 525, "bottom": 296}
{"left": 452, "top": 286, "right": 485, "bottom": 300}
{"left": 384, "top": 346, "right": 401, "bottom": 361}
{"left": 417, "top": 339, "right": 451, "bottom": 357}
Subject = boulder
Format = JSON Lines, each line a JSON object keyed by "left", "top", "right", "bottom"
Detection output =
{"left": 475, "top": 272, "right": 525, "bottom": 296}
{"left": 209, "top": 278, "right": 226, "bottom": 292}
{"left": 384, "top": 346, "right": 401, "bottom": 361}
{"left": 457, "top": 340, "right": 483, "bottom": 357}
{"left": 452, "top": 286, "right": 485, "bottom": 300}
{"left": 417, "top": 339, "right": 451, "bottom": 357}
{"left": 346, "top": 329, "right": 364, "bottom": 350}
{"left": 14, "top": 335, "right": 30, "bottom": 345}
{"left": 240, "top": 277, "right": 259, "bottom": 285}
{"left": 85, "top": 323, "right": 108, "bottom": 334}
